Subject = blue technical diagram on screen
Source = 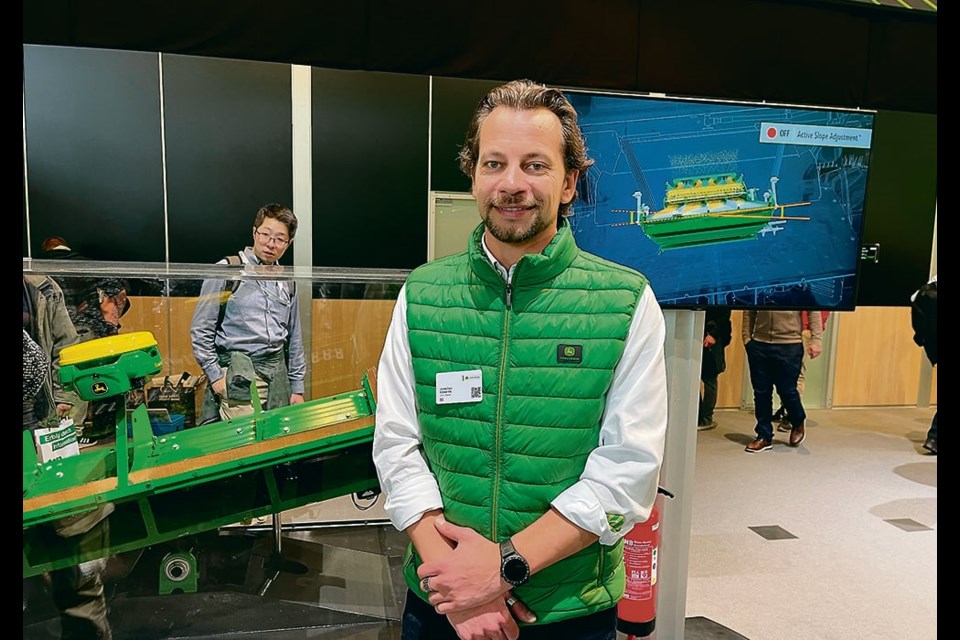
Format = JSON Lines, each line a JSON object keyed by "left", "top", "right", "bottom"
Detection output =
{"left": 565, "top": 91, "right": 875, "bottom": 310}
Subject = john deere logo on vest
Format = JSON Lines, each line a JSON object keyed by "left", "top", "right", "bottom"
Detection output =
{"left": 91, "top": 382, "right": 109, "bottom": 396}
{"left": 557, "top": 344, "right": 582, "bottom": 364}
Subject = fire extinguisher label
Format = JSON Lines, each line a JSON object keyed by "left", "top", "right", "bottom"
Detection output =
{"left": 623, "top": 538, "right": 657, "bottom": 601}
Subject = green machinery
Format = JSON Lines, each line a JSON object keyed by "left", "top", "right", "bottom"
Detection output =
{"left": 23, "top": 331, "right": 380, "bottom": 577}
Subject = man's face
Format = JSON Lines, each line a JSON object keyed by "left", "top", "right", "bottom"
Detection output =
{"left": 98, "top": 289, "right": 127, "bottom": 327}
{"left": 252, "top": 217, "right": 292, "bottom": 265}
{"left": 472, "top": 106, "right": 578, "bottom": 247}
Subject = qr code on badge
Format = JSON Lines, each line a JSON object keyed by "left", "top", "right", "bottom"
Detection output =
{"left": 471, "top": 386, "right": 482, "bottom": 399}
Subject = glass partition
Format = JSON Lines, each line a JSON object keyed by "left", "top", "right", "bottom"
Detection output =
{"left": 23, "top": 258, "right": 407, "bottom": 565}
{"left": 23, "top": 258, "right": 408, "bottom": 403}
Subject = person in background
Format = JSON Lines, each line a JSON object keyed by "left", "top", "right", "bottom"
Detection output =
{"left": 698, "top": 307, "right": 732, "bottom": 430}
{"left": 911, "top": 273, "right": 937, "bottom": 455}
{"left": 23, "top": 274, "right": 113, "bottom": 639}
{"left": 37, "top": 236, "right": 89, "bottom": 319}
{"left": 372, "top": 79, "right": 668, "bottom": 640}
{"left": 35, "top": 236, "right": 132, "bottom": 447}
{"left": 742, "top": 309, "right": 822, "bottom": 453}
{"left": 190, "top": 203, "right": 306, "bottom": 423}
{"left": 70, "top": 278, "right": 132, "bottom": 447}
{"left": 773, "top": 310, "right": 830, "bottom": 432}
{"left": 40, "top": 235, "right": 86, "bottom": 260}
{"left": 23, "top": 328, "right": 49, "bottom": 432}
{"left": 71, "top": 279, "right": 130, "bottom": 343}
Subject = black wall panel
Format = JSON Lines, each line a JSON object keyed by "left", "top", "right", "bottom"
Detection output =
{"left": 857, "top": 110, "right": 937, "bottom": 306}
{"left": 311, "top": 69, "right": 429, "bottom": 269}
{"left": 23, "top": 46, "right": 165, "bottom": 262}
{"left": 864, "top": 15, "right": 938, "bottom": 113}
{"left": 163, "top": 54, "right": 293, "bottom": 264}
{"left": 430, "top": 77, "right": 500, "bottom": 194}
{"left": 635, "top": 0, "right": 871, "bottom": 108}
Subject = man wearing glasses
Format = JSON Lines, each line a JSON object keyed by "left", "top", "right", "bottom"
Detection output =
{"left": 191, "top": 203, "right": 306, "bottom": 423}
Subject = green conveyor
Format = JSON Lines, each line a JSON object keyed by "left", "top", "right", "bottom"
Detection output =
{"left": 23, "top": 332, "right": 380, "bottom": 577}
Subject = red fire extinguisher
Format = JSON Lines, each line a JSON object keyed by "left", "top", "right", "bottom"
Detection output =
{"left": 617, "top": 488, "right": 672, "bottom": 639}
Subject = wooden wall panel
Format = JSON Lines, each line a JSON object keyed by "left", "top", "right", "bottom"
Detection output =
{"left": 309, "top": 299, "right": 397, "bottom": 400}
{"left": 122, "top": 296, "right": 201, "bottom": 378}
{"left": 124, "top": 296, "right": 398, "bottom": 402}
{"left": 121, "top": 296, "right": 172, "bottom": 372}
{"left": 716, "top": 310, "right": 746, "bottom": 409}
{"left": 834, "top": 307, "right": 923, "bottom": 406}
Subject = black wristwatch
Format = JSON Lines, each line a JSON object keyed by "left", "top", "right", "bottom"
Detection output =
{"left": 499, "top": 538, "right": 530, "bottom": 587}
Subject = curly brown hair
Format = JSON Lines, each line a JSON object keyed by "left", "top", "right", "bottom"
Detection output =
{"left": 458, "top": 79, "right": 594, "bottom": 217}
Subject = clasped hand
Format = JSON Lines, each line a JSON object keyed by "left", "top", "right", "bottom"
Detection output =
{"left": 418, "top": 518, "right": 536, "bottom": 640}
{"left": 417, "top": 517, "right": 506, "bottom": 614}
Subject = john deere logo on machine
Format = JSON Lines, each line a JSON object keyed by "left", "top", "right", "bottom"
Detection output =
{"left": 91, "top": 382, "right": 109, "bottom": 396}
{"left": 557, "top": 344, "right": 582, "bottom": 364}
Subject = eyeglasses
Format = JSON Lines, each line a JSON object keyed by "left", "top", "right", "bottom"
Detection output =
{"left": 254, "top": 230, "right": 290, "bottom": 247}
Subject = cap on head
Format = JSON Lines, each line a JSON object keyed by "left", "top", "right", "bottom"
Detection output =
{"left": 41, "top": 236, "right": 69, "bottom": 252}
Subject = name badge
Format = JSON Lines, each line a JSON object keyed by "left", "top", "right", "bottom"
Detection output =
{"left": 436, "top": 369, "right": 483, "bottom": 405}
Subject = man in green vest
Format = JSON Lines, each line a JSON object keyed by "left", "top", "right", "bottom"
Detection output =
{"left": 372, "top": 79, "right": 668, "bottom": 640}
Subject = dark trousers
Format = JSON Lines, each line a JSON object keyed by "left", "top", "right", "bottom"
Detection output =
{"left": 746, "top": 341, "right": 805, "bottom": 441}
{"left": 699, "top": 375, "right": 719, "bottom": 424}
{"left": 400, "top": 590, "right": 617, "bottom": 640}
{"left": 49, "top": 562, "right": 111, "bottom": 639}
{"left": 926, "top": 362, "right": 937, "bottom": 441}
{"left": 45, "top": 511, "right": 113, "bottom": 639}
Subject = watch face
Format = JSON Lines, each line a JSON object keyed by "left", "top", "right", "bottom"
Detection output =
{"left": 503, "top": 556, "right": 529, "bottom": 584}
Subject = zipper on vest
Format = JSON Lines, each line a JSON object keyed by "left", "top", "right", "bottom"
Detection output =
{"left": 492, "top": 287, "right": 512, "bottom": 538}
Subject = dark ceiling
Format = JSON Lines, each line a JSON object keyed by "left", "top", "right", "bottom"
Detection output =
{"left": 23, "top": 0, "right": 936, "bottom": 114}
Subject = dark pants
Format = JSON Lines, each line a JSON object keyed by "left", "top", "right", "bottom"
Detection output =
{"left": 46, "top": 518, "right": 112, "bottom": 639}
{"left": 746, "top": 341, "right": 805, "bottom": 441}
{"left": 699, "top": 375, "right": 719, "bottom": 424}
{"left": 49, "top": 562, "right": 111, "bottom": 639}
{"left": 926, "top": 361, "right": 937, "bottom": 442}
{"left": 400, "top": 590, "right": 617, "bottom": 640}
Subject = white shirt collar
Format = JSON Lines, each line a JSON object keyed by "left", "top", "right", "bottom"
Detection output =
{"left": 480, "top": 233, "right": 515, "bottom": 283}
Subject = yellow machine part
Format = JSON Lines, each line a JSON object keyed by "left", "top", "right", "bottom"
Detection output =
{"left": 60, "top": 331, "right": 159, "bottom": 366}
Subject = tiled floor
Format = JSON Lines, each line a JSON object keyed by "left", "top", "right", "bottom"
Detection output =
{"left": 23, "top": 407, "right": 936, "bottom": 640}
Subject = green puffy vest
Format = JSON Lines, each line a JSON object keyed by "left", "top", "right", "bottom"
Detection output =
{"left": 402, "top": 222, "right": 649, "bottom": 624}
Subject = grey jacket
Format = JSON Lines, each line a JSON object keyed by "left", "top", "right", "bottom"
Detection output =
{"left": 23, "top": 275, "right": 85, "bottom": 425}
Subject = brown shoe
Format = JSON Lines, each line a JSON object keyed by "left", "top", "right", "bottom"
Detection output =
{"left": 745, "top": 437, "right": 773, "bottom": 453}
{"left": 788, "top": 421, "right": 806, "bottom": 447}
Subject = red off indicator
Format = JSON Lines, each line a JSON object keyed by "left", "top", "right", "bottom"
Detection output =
{"left": 766, "top": 126, "right": 778, "bottom": 139}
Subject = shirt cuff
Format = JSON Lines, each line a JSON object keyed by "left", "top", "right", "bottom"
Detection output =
{"left": 552, "top": 481, "right": 621, "bottom": 546}
{"left": 383, "top": 474, "right": 444, "bottom": 532}
{"left": 203, "top": 365, "right": 224, "bottom": 385}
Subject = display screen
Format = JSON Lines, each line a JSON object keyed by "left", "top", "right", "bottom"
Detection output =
{"left": 566, "top": 91, "right": 876, "bottom": 310}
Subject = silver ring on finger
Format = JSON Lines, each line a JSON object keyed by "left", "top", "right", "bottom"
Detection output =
{"left": 420, "top": 576, "right": 433, "bottom": 593}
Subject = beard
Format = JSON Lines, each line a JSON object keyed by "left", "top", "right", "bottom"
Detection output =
{"left": 480, "top": 196, "right": 550, "bottom": 244}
